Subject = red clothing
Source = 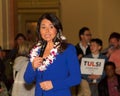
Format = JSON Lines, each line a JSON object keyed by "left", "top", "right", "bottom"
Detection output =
{"left": 109, "top": 49, "right": 120, "bottom": 74}
{"left": 108, "top": 76, "right": 120, "bottom": 96}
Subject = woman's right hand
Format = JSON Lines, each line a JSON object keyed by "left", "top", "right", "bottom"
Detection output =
{"left": 32, "top": 56, "right": 43, "bottom": 70}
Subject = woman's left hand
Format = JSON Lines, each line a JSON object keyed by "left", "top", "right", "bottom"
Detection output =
{"left": 40, "top": 80, "right": 53, "bottom": 91}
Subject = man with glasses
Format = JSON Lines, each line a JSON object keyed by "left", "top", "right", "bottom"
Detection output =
{"left": 75, "top": 26, "right": 92, "bottom": 62}
{"left": 75, "top": 27, "right": 92, "bottom": 96}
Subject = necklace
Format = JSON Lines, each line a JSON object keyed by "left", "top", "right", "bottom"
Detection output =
{"left": 30, "top": 42, "right": 59, "bottom": 71}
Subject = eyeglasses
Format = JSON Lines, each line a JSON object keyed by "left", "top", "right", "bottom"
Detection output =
{"left": 84, "top": 34, "right": 92, "bottom": 36}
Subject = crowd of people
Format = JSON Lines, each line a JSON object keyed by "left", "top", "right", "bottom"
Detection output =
{"left": 75, "top": 27, "right": 120, "bottom": 96}
{"left": 0, "top": 13, "right": 120, "bottom": 96}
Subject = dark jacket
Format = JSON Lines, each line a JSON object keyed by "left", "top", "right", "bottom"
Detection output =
{"left": 98, "top": 74, "right": 120, "bottom": 96}
{"left": 75, "top": 43, "right": 91, "bottom": 63}
{"left": 75, "top": 43, "right": 91, "bottom": 56}
{"left": 0, "top": 59, "right": 5, "bottom": 74}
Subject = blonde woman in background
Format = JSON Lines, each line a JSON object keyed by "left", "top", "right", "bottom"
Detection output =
{"left": 12, "top": 41, "right": 35, "bottom": 96}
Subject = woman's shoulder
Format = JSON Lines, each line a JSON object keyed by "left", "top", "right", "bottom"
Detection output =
{"left": 66, "top": 43, "right": 76, "bottom": 50}
{"left": 67, "top": 43, "right": 75, "bottom": 47}
{"left": 61, "top": 43, "right": 77, "bottom": 54}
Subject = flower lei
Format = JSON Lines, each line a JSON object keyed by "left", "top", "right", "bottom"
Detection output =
{"left": 30, "top": 42, "right": 60, "bottom": 71}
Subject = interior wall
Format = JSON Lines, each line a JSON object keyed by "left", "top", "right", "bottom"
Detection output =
{"left": 60, "top": 0, "right": 120, "bottom": 48}
{"left": 0, "top": 0, "right": 9, "bottom": 49}
{"left": 0, "top": 0, "right": 3, "bottom": 48}
{"left": 60, "top": 0, "right": 98, "bottom": 44}
{"left": 0, "top": 0, "right": 120, "bottom": 49}
{"left": 102, "top": 0, "right": 120, "bottom": 47}
{"left": 16, "top": 0, "right": 60, "bottom": 43}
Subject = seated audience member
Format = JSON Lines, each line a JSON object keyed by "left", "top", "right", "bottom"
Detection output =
{"left": 98, "top": 61, "right": 120, "bottom": 96}
{"left": 82, "top": 38, "right": 108, "bottom": 96}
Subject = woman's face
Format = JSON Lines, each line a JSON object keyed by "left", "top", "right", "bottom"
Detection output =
{"left": 40, "top": 19, "right": 57, "bottom": 42}
{"left": 17, "top": 37, "right": 25, "bottom": 45}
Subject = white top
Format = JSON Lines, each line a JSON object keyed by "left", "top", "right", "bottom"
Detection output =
{"left": 79, "top": 42, "right": 89, "bottom": 55}
{"left": 12, "top": 56, "right": 35, "bottom": 96}
{"left": 92, "top": 54, "right": 99, "bottom": 58}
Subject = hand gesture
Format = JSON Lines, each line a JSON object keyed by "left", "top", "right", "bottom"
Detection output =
{"left": 40, "top": 80, "right": 53, "bottom": 91}
{"left": 32, "top": 56, "right": 43, "bottom": 70}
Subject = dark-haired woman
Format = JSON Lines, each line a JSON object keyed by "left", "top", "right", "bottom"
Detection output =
{"left": 24, "top": 13, "right": 81, "bottom": 96}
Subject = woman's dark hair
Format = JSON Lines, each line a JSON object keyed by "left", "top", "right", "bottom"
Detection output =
{"left": 15, "top": 33, "right": 26, "bottom": 41}
{"left": 14, "top": 33, "right": 26, "bottom": 49}
{"left": 104, "top": 61, "right": 116, "bottom": 70}
{"left": 36, "top": 13, "right": 67, "bottom": 53}
{"left": 108, "top": 32, "right": 120, "bottom": 42}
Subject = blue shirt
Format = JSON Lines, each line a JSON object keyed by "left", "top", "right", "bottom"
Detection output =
{"left": 24, "top": 44, "right": 81, "bottom": 96}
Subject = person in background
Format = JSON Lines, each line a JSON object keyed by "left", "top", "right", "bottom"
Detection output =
{"left": 0, "top": 47, "right": 9, "bottom": 96}
{"left": 75, "top": 27, "right": 92, "bottom": 62}
{"left": 24, "top": 13, "right": 81, "bottom": 96}
{"left": 75, "top": 27, "right": 92, "bottom": 96}
{"left": 98, "top": 61, "right": 120, "bottom": 96}
{"left": 82, "top": 38, "right": 108, "bottom": 96}
{"left": 5, "top": 33, "right": 27, "bottom": 92}
{"left": 0, "top": 47, "right": 8, "bottom": 90}
{"left": 26, "top": 30, "right": 37, "bottom": 43}
{"left": 104, "top": 32, "right": 120, "bottom": 58}
{"left": 12, "top": 41, "right": 35, "bottom": 96}
{"left": 107, "top": 32, "right": 120, "bottom": 75}
{"left": 7, "top": 33, "right": 27, "bottom": 61}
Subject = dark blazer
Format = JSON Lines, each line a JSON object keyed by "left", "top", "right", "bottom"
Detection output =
{"left": 75, "top": 43, "right": 91, "bottom": 63}
{"left": 98, "top": 74, "right": 120, "bottom": 96}
{"left": 75, "top": 43, "right": 91, "bottom": 56}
